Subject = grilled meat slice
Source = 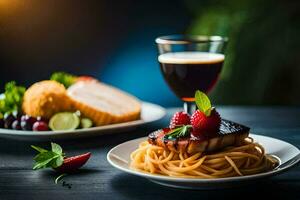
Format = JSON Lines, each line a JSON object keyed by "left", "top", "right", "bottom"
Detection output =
{"left": 148, "top": 119, "right": 250, "bottom": 154}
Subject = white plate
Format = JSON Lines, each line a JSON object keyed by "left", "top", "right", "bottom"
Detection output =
{"left": 107, "top": 134, "right": 300, "bottom": 189}
{"left": 0, "top": 102, "right": 166, "bottom": 140}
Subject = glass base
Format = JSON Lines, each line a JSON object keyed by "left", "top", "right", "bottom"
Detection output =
{"left": 184, "top": 102, "right": 196, "bottom": 115}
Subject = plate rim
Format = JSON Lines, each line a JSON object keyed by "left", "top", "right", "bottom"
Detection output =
{"left": 0, "top": 102, "right": 166, "bottom": 137}
{"left": 107, "top": 134, "right": 300, "bottom": 183}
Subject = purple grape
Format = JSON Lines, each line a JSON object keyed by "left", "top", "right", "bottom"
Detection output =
{"left": 37, "top": 116, "right": 48, "bottom": 123}
{"left": 21, "top": 120, "right": 32, "bottom": 131}
{"left": 20, "top": 115, "right": 37, "bottom": 131}
{"left": 0, "top": 118, "right": 4, "bottom": 128}
{"left": 12, "top": 120, "right": 21, "bottom": 130}
{"left": 12, "top": 111, "right": 22, "bottom": 121}
{"left": 20, "top": 115, "right": 27, "bottom": 122}
{"left": 4, "top": 113, "right": 16, "bottom": 129}
{"left": 28, "top": 117, "right": 37, "bottom": 124}
{"left": 33, "top": 121, "right": 49, "bottom": 131}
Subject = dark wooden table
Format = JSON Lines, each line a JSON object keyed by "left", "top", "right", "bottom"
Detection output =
{"left": 1, "top": 107, "right": 300, "bottom": 200}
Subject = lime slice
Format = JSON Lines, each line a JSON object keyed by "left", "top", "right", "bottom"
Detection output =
{"left": 49, "top": 112, "right": 80, "bottom": 131}
{"left": 80, "top": 118, "right": 93, "bottom": 129}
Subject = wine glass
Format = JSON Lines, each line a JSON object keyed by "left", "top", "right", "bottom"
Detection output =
{"left": 155, "top": 35, "right": 227, "bottom": 114}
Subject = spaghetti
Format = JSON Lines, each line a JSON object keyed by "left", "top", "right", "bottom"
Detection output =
{"left": 130, "top": 137, "right": 277, "bottom": 178}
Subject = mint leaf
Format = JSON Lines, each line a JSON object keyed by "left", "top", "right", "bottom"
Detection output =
{"left": 33, "top": 156, "right": 59, "bottom": 170}
{"left": 50, "top": 156, "right": 64, "bottom": 168}
{"left": 31, "top": 143, "right": 65, "bottom": 170}
{"left": 31, "top": 145, "right": 48, "bottom": 153}
{"left": 34, "top": 151, "right": 59, "bottom": 162}
{"left": 51, "top": 143, "right": 63, "bottom": 155}
{"left": 195, "top": 90, "right": 212, "bottom": 116}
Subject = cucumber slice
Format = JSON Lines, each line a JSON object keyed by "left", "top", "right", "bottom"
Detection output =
{"left": 80, "top": 118, "right": 93, "bottom": 129}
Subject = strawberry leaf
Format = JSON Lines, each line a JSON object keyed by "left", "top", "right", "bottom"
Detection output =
{"left": 51, "top": 142, "right": 63, "bottom": 155}
{"left": 31, "top": 145, "right": 48, "bottom": 153}
{"left": 33, "top": 156, "right": 59, "bottom": 170}
{"left": 34, "top": 151, "right": 58, "bottom": 162}
{"left": 195, "top": 90, "right": 212, "bottom": 116}
{"left": 50, "top": 156, "right": 64, "bottom": 168}
{"left": 31, "top": 143, "right": 65, "bottom": 170}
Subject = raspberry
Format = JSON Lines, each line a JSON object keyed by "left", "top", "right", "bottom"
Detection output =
{"left": 169, "top": 111, "right": 190, "bottom": 129}
{"left": 191, "top": 109, "right": 221, "bottom": 134}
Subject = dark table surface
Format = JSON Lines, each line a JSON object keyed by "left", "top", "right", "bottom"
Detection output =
{"left": 0, "top": 107, "right": 300, "bottom": 200}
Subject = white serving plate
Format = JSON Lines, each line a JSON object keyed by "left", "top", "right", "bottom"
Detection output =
{"left": 107, "top": 134, "right": 300, "bottom": 189}
{"left": 0, "top": 102, "right": 166, "bottom": 140}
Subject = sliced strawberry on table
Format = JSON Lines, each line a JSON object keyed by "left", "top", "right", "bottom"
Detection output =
{"left": 55, "top": 152, "right": 91, "bottom": 173}
{"left": 31, "top": 143, "right": 91, "bottom": 174}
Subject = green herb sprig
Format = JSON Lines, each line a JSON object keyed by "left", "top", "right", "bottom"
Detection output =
{"left": 0, "top": 81, "right": 26, "bottom": 114}
{"left": 31, "top": 143, "right": 65, "bottom": 170}
{"left": 50, "top": 72, "right": 77, "bottom": 88}
{"left": 195, "top": 90, "right": 212, "bottom": 117}
{"left": 164, "top": 125, "right": 192, "bottom": 140}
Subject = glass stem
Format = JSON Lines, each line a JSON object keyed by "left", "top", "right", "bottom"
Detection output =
{"left": 183, "top": 102, "right": 196, "bottom": 115}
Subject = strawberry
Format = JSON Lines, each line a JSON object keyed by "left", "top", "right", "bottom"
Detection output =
{"left": 190, "top": 90, "right": 222, "bottom": 137}
{"left": 162, "top": 127, "right": 171, "bottom": 133}
{"left": 31, "top": 143, "right": 91, "bottom": 174}
{"left": 169, "top": 111, "right": 190, "bottom": 129}
{"left": 191, "top": 109, "right": 221, "bottom": 135}
{"left": 55, "top": 152, "right": 91, "bottom": 173}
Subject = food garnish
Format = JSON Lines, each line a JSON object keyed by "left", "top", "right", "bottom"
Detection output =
{"left": 80, "top": 117, "right": 93, "bottom": 129}
{"left": 55, "top": 152, "right": 91, "bottom": 173}
{"left": 3, "top": 112, "right": 16, "bottom": 129}
{"left": 50, "top": 72, "right": 77, "bottom": 88}
{"left": 194, "top": 90, "right": 212, "bottom": 116}
{"left": 20, "top": 115, "right": 37, "bottom": 131}
{"left": 32, "top": 121, "right": 49, "bottom": 131}
{"left": 0, "top": 81, "right": 25, "bottom": 114}
{"left": 49, "top": 112, "right": 80, "bottom": 131}
{"left": 191, "top": 109, "right": 221, "bottom": 137}
{"left": 11, "top": 119, "right": 21, "bottom": 130}
{"left": 165, "top": 90, "right": 221, "bottom": 139}
{"left": 169, "top": 111, "right": 190, "bottom": 129}
{"left": 164, "top": 125, "right": 192, "bottom": 140}
{"left": 0, "top": 113, "right": 4, "bottom": 128}
{"left": 31, "top": 142, "right": 91, "bottom": 173}
{"left": 191, "top": 90, "right": 221, "bottom": 136}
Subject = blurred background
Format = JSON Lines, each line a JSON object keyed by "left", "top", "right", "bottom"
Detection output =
{"left": 0, "top": 0, "right": 299, "bottom": 107}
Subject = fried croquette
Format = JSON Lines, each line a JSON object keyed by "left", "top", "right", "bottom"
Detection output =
{"left": 22, "top": 80, "right": 74, "bottom": 119}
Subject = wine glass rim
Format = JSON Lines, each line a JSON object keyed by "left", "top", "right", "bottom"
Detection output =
{"left": 155, "top": 35, "right": 228, "bottom": 44}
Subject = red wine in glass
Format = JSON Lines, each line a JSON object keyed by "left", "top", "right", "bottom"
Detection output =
{"left": 159, "top": 52, "right": 224, "bottom": 102}
{"left": 156, "top": 35, "right": 227, "bottom": 114}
